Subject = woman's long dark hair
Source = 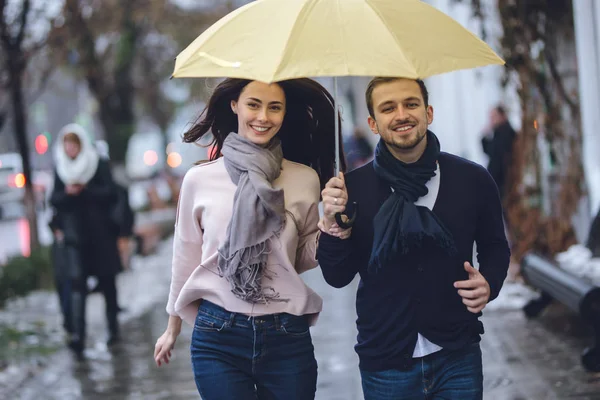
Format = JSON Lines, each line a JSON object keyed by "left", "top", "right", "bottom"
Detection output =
{"left": 183, "top": 78, "right": 346, "bottom": 189}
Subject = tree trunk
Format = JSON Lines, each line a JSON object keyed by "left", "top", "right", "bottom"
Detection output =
{"left": 8, "top": 60, "right": 40, "bottom": 252}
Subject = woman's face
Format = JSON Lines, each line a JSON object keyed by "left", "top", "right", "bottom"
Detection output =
{"left": 64, "top": 138, "right": 81, "bottom": 159}
{"left": 231, "top": 81, "right": 286, "bottom": 146}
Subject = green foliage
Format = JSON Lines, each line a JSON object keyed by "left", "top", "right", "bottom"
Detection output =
{"left": 0, "top": 321, "right": 60, "bottom": 367}
{"left": 0, "top": 247, "right": 54, "bottom": 307}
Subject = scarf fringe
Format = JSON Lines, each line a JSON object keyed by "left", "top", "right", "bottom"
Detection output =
{"left": 368, "top": 231, "right": 457, "bottom": 274}
{"left": 218, "top": 238, "right": 289, "bottom": 304}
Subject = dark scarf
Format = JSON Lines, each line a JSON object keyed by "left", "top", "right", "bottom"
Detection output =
{"left": 369, "top": 130, "right": 456, "bottom": 273}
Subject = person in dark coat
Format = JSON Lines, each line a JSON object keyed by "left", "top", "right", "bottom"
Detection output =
{"left": 344, "top": 127, "right": 374, "bottom": 171}
{"left": 318, "top": 78, "right": 510, "bottom": 399}
{"left": 50, "top": 123, "right": 122, "bottom": 356}
{"left": 481, "top": 105, "right": 516, "bottom": 202}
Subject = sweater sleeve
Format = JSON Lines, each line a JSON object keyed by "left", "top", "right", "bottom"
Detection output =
{"left": 317, "top": 229, "right": 361, "bottom": 288}
{"left": 81, "top": 160, "right": 117, "bottom": 205}
{"left": 294, "top": 172, "right": 321, "bottom": 274}
{"left": 49, "top": 170, "right": 75, "bottom": 210}
{"left": 475, "top": 168, "right": 511, "bottom": 301}
{"left": 166, "top": 170, "right": 204, "bottom": 316}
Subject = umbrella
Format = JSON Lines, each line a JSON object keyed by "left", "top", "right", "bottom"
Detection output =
{"left": 172, "top": 0, "right": 504, "bottom": 226}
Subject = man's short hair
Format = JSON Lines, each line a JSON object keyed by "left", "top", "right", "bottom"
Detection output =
{"left": 365, "top": 77, "right": 429, "bottom": 119}
{"left": 494, "top": 105, "right": 507, "bottom": 117}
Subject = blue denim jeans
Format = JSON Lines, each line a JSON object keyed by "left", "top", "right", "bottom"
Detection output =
{"left": 190, "top": 300, "right": 318, "bottom": 400}
{"left": 360, "top": 343, "right": 483, "bottom": 400}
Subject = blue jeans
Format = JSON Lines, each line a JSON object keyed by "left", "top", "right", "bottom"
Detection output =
{"left": 360, "top": 343, "right": 483, "bottom": 400}
{"left": 190, "top": 300, "right": 318, "bottom": 400}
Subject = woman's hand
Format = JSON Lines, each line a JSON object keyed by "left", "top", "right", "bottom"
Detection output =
{"left": 65, "top": 184, "right": 84, "bottom": 195}
{"left": 328, "top": 222, "right": 352, "bottom": 239}
{"left": 54, "top": 229, "right": 65, "bottom": 242}
{"left": 154, "top": 329, "right": 178, "bottom": 367}
{"left": 154, "top": 315, "right": 182, "bottom": 367}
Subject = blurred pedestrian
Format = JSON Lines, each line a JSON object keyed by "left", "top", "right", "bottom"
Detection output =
{"left": 95, "top": 139, "right": 135, "bottom": 271}
{"left": 154, "top": 78, "right": 348, "bottom": 400}
{"left": 49, "top": 123, "right": 122, "bottom": 357}
{"left": 317, "top": 77, "right": 510, "bottom": 400}
{"left": 481, "top": 105, "right": 516, "bottom": 202}
{"left": 344, "top": 127, "right": 374, "bottom": 170}
{"left": 112, "top": 183, "right": 135, "bottom": 270}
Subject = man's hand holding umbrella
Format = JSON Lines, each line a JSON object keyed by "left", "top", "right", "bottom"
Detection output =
{"left": 319, "top": 172, "right": 352, "bottom": 239}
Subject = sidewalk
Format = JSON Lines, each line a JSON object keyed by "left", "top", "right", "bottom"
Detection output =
{"left": 0, "top": 237, "right": 175, "bottom": 398}
{"left": 4, "top": 238, "right": 600, "bottom": 399}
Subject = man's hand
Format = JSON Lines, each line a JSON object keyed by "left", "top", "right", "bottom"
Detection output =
{"left": 319, "top": 172, "right": 351, "bottom": 239}
{"left": 453, "top": 262, "right": 491, "bottom": 313}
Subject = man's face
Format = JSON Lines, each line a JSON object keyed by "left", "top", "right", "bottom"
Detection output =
{"left": 368, "top": 79, "right": 433, "bottom": 152}
{"left": 489, "top": 108, "right": 504, "bottom": 128}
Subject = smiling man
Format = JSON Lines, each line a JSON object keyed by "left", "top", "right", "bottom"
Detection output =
{"left": 317, "top": 77, "right": 510, "bottom": 400}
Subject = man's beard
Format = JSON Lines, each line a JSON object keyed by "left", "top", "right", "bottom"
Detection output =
{"left": 383, "top": 125, "right": 427, "bottom": 150}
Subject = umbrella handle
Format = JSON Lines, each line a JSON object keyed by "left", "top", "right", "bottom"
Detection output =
{"left": 334, "top": 202, "right": 358, "bottom": 229}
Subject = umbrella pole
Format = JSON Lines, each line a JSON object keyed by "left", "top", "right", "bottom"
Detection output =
{"left": 334, "top": 76, "right": 340, "bottom": 176}
{"left": 332, "top": 77, "right": 357, "bottom": 229}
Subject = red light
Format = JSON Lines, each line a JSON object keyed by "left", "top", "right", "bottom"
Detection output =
{"left": 18, "top": 218, "right": 30, "bottom": 257}
{"left": 35, "top": 134, "right": 49, "bottom": 154}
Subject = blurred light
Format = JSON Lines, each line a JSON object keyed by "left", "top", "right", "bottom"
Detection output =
{"left": 0, "top": 160, "right": 2, "bottom": 167}
{"left": 35, "top": 134, "right": 49, "bottom": 154}
{"left": 533, "top": 120, "right": 538, "bottom": 131}
{"left": 167, "top": 152, "right": 182, "bottom": 168}
{"left": 14, "top": 173, "right": 26, "bottom": 188}
{"left": 143, "top": 150, "right": 158, "bottom": 166}
{"left": 166, "top": 142, "right": 176, "bottom": 154}
{"left": 18, "top": 218, "right": 30, "bottom": 257}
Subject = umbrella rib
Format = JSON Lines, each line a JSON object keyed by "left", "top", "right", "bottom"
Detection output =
{"left": 270, "top": 0, "right": 321, "bottom": 81}
{"left": 334, "top": 0, "right": 350, "bottom": 76}
{"left": 364, "top": 0, "right": 418, "bottom": 79}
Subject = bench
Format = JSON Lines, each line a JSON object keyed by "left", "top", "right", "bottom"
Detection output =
{"left": 521, "top": 253, "right": 600, "bottom": 372}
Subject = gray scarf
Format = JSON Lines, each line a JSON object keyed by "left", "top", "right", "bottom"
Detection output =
{"left": 218, "top": 133, "right": 287, "bottom": 303}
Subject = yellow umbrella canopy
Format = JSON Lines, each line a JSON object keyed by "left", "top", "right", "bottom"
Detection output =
{"left": 172, "top": 0, "right": 504, "bottom": 82}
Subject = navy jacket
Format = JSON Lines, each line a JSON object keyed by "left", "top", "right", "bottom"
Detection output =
{"left": 317, "top": 152, "right": 510, "bottom": 371}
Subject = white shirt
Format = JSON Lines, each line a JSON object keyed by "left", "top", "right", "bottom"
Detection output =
{"left": 391, "top": 163, "right": 444, "bottom": 358}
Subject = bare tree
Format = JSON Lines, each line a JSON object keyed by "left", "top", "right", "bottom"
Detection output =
{"left": 458, "top": 0, "right": 583, "bottom": 261}
{"left": 53, "top": 0, "right": 232, "bottom": 163}
{"left": 0, "top": 0, "right": 53, "bottom": 251}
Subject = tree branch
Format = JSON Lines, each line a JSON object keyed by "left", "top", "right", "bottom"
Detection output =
{"left": 16, "top": 0, "right": 31, "bottom": 47}
{"left": 0, "top": 0, "right": 11, "bottom": 49}
{"left": 544, "top": 48, "right": 579, "bottom": 118}
{"left": 64, "top": 0, "right": 107, "bottom": 99}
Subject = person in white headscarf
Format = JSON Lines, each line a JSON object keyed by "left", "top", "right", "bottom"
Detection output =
{"left": 49, "top": 123, "right": 122, "bottom": 358}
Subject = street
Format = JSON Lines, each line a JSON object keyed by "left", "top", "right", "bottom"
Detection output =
{"left": 4, "top": 257, "right": 600, "bottom": 400}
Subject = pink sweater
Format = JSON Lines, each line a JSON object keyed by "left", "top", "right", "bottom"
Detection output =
{"left": 166, "top": 158, "right": 323, "bottom": 326}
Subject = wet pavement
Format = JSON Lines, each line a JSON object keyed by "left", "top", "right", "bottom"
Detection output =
{"left": 4, "top": 263, "right": 600, "bottom": 399}
{"left": 3, "top": 269, "right": 362, "bottom": 400}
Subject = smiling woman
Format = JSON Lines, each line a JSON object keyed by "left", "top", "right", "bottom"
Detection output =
{"left": 182, "top": 78, "right": 345, "bottom": 189}
{"left": 230, "top": 82, "right": 286, "bottom": 146}
{"left": 155, "top": 78, "right": 349, "bottom": 399}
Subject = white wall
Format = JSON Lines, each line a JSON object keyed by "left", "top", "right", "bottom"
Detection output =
{"left": 574, "top": 0, "right": 600, "bottom": 218}
{"left": 425, "top": 0, "right": 520, "bottom": 166}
